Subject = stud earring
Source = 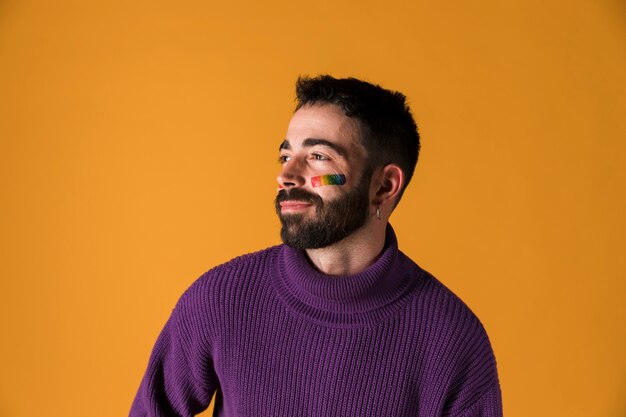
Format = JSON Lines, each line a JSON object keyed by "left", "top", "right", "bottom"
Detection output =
{"left": 376, "top": 207, "right": 381, "bottom": 220}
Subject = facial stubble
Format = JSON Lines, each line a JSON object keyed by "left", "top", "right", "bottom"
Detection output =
{"left": 275, "top": 174, "right": 371, "bottom": 249}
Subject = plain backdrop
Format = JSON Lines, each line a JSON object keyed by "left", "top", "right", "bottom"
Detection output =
{"left": 1, "top": 0, "right": 625, "bottom": 416}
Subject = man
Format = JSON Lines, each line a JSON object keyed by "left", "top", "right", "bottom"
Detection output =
{"left": 130, "top": 75, "right": 502, "bottom": 416}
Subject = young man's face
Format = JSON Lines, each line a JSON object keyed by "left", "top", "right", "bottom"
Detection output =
{"left": 275, "top": 103, "right": 373, "bottom": 249}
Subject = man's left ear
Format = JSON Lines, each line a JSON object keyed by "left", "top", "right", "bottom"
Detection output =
{"left": 372, "top": 164, "right": 404, "bottom": 207}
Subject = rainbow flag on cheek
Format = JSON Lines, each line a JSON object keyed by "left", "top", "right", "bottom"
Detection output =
{"left": 311, "top": 174, "right": 346, "bottom": 188}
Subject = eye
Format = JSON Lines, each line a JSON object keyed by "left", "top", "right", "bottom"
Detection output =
{"left": 311, "top": 153, "right": 330, "bottom": 161}
{"left": 278, "top": 155, "right": 291, "bottom": 164}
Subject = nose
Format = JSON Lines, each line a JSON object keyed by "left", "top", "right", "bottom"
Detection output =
{"left": 277, "top": 159, "right": 306, "bottom": 189}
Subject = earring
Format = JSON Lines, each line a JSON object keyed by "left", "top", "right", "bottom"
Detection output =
{"left": 376, "top": 207, "right": 381, "bottom": 220}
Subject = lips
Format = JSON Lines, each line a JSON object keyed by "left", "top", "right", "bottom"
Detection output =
{"left": 279, "top": 201, "right": 313, "bottom": 212}
{"left": 275, "top": 188, "right": 323, "bottom": 216}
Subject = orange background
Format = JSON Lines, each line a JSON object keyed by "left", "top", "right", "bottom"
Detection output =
{"left": 1, "top": 1, "right": 625, "bottom": 416}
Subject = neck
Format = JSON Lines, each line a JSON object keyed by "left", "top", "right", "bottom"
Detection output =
{"left": 305, "top": 220, "right": 387, "bottom": 276}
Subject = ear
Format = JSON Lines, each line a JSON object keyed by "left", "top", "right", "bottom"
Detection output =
{"left": 372, "top": 164, "right": 404, "bottom": 208}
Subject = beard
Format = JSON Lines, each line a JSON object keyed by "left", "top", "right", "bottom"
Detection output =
{"left": 274, "top": 172, "right": 371, "bottom": 250}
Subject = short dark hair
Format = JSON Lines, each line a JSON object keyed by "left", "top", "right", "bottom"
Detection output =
{"left": 295, "top": 75, "right": 420, "bottom": 203}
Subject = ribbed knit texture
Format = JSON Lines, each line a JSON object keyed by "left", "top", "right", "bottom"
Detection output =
{"left": 130, "top": 225, "right": 502, "bottom": 417}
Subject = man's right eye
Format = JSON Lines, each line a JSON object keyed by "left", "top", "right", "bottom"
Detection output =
{"left": 278, "top": 155, "right": 291, "bottom": 163}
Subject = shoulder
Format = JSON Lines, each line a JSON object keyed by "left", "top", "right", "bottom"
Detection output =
{"left": 400, "top": 253, "right": 501, "bottom": 411}
{"left": 401, "top": 251, "right": 488, "bottom": 339}
{"left": 200, "top": 245, "right": 281, "bottom": 281}
{"left": 172, "top": 245, "right": 283, "bottom": 318}
{"left": 400, "top": 251, "right": 497, "bottom": 369}
{"left": 182, "top": 245, "right": 282, "bottom": 300}
{"left": 167, "top": 245, "right": 283, "bottom": 341}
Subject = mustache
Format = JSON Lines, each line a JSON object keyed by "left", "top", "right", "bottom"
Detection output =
{"left": 275, "top": 188, "right": 324, "bottom": 206}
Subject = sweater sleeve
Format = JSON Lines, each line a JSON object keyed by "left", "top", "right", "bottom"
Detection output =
{"left": 446, "top": 326, "right": 503, "bottom": 417}
{"left": 129, "top": 294, "right": 218, "bottom": 417}
{"left": 457, "top": 383, "right": 502, "bottom": 417}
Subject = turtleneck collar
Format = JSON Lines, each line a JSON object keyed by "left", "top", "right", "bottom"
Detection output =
{"left": 271, "top": 224, "right": 418, "bottom": 328}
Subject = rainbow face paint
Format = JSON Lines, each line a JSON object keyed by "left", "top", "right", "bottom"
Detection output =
{"left": 311, "top": 174, "right": 346, "bottom": 188}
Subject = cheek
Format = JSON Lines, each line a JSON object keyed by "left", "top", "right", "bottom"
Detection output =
{"left": 310, "top": 174, "right": 347, "bottom": 188}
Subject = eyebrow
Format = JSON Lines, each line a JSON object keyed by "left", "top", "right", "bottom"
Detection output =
{"left": 279, "top": 138, "right": 346, "bottom": 156}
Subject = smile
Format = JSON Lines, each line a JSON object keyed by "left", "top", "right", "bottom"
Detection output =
{"left": 279, "top": 201, "right": 314, "bottom": 212}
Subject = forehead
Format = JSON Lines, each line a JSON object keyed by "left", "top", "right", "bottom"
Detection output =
{"left": 284, "top": 104, "right": 365, "bottom": 155}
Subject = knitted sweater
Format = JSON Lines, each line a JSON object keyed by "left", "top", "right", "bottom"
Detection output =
{"left": 130, "top": 226, "right": 502, "bottom": 417}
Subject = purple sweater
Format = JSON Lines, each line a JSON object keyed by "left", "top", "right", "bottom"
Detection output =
{"left": 130, "top": 226, "right": 502, "bottom": 416}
